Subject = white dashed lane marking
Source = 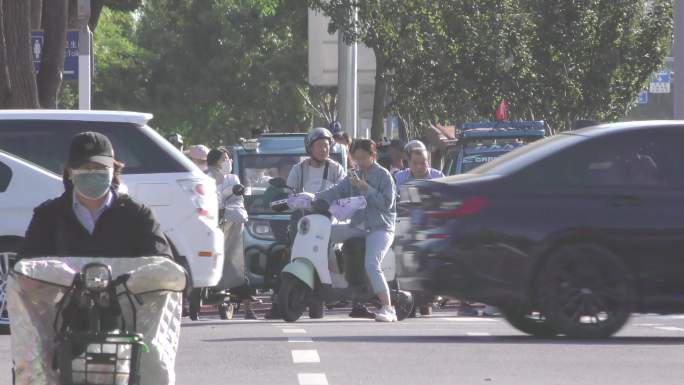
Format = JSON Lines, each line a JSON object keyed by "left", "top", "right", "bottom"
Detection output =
{"left": 466, "top": 332, "right": 492, "bottom": 337}
{"left": 298, "top": 373, "right": 329, "bottom": 385}
{"left": 292, "top": 350, "right": 321, "bottom": 363}
{"left": 282, "top": 329, "right": 308, "bottom": 334}
{"left": 655, "top": 326, "right": 684, "bottom": 332}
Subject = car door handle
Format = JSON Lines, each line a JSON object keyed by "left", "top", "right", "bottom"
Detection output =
{"left": 608, "top": 195, "right": 642, "bottom": 207}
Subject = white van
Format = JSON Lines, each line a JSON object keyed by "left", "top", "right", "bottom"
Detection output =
{"left": 0, "top": 110, "right": 224, "bottom": 331}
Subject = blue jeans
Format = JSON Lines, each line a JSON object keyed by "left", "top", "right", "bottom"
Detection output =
{"left": 329, "top": 224, "right": 394, "bottom": 295}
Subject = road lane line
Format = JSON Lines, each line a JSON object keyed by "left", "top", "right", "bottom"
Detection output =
{"left": 282, "top": 329, "right": 307, "bottom": 334}
{"left": 298, "top": 373, "right": 328, "bottom": 385}
{"left": 655, "top": 326, "right": 684, "bottom": 332}
{"left": 292, "top": 350, "right": 321, "bottom": 363}
{"left": 466, "top": 332, "right": 492, "bottom": 336}
{"left": 289, "top": 337, "right": 313, "bottom": 343}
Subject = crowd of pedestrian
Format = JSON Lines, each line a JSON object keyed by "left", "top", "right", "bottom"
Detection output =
{"left": 166, "top": 123, "right": 448, "bottom": 321}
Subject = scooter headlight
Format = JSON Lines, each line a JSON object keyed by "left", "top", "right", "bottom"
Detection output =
{"left": 83, "top": 263, "right": 112, "bottom": 292}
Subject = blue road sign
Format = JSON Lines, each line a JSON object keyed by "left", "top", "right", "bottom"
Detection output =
{"left": 31, "top": 30, "right": 79, "bottom": 81}
{"left": 638, "top": 90, "right": 649, "bottom": 105}
{"left": 654, "top": 71, "right": 671, "bottom": 83}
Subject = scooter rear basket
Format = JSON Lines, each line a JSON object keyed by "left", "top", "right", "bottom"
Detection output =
{"left": 57, "top": 332, "right": 145, "bottom": 385}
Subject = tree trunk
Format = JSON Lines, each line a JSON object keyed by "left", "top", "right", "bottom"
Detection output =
{"left": 0, "top": 0, "right": 10, "bottom": 107}
{"left": 89, "top": 0, "right": 106, "bottom": 32}
{"left": 371, "top": 51, "right": 387, "bottom": 141}
{"left": 30, "top": 0, "right": 42, "bottom": 29}
{"left": 37, "top": 0, "right": 68, "bottom": 108}
{"left": 4, "top": 0, "right": 39, "bottom": 108}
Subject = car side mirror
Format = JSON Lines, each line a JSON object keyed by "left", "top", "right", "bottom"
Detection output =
{"left": 232, "top": 184, "right": 245, "bottom": 196}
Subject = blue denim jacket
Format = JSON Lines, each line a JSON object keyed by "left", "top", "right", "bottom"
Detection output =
{"left": 317, "top": 162, "right": 396, "bottom": 232}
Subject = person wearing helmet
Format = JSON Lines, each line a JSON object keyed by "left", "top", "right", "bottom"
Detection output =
{"left": 287, "top": 127, "right": 346, "bottom": 194}
{"left": 264, "top": 128, "right": 346, "bottom": 320}
{"left": 166, "top": 133, "right": 184, "bottom": 152}
{"left": 188, "top": 144, "right": 210, "bottom": 172}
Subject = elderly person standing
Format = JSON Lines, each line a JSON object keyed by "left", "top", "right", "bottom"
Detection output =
{"left": 394, "top": 144, "right": 444, "bottom": 189}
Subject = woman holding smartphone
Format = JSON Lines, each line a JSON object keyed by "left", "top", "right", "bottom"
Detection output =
{"left": 316, "top": 139, "right": 398, "bottom": 322}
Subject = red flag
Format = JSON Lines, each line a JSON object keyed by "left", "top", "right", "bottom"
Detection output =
{"left": 495, "top": 100, "right": 509, "bottom": 121}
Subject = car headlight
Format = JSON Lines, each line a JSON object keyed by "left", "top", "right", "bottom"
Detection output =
{"left": 247, "top": 219, "right": 275, "bottom": 240}
{"left": 83, "top": 263, "right": 112, "bottom": 292}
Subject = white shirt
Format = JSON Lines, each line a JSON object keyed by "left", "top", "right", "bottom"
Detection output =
{"left": 72, "top": 190, "right": 114, "bottom": 234}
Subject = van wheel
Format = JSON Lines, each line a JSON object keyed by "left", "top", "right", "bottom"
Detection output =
{"left": 278, "top": 273, "right": 311, "bottom": 323}
{"left": 537, "top": 244, "right": 632, "bottom": 339}
{"left": 0, "top": 239, "right": 20, "bottom": 335}
{"left": 502, "top": 306, "right": 557, "bottom": 338}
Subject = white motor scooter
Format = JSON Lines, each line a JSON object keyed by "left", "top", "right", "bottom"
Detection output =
{"left": 7, "top": 256, "right": 186, "bottom": 385}
{"left": 269, "top": 178, "right": 414, "bottom": 322}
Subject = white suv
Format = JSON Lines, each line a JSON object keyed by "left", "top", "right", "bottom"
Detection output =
{"left": 0, "top": 110, "right": 224, "bottom": 331}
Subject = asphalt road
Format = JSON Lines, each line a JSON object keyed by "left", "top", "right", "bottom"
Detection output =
{"left": 3, "top": 310, "right": 684, "bottom": 385}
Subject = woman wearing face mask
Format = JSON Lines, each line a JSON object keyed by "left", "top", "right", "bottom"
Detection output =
{"left": 207, "top": 147, "right": 236, "bottom": 186}
{"left": 317, "top": 139, "right": 398, "bottom": 322}
{"left": 207, "top": 147, "right": 258, "bottom": 319}
{"left": 20, "top": 132, "right": 171, "bottom": 259}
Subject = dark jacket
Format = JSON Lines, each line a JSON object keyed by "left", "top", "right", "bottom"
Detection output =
{"left": 20, "top": 190, "right": 172, "bottom": 259}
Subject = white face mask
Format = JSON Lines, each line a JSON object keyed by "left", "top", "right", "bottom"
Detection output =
{"left": 221, "top": 159, "right": 232, "bottom": 175}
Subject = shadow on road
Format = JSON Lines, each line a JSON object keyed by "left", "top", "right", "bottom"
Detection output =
{"left": 201, "top": 335, "right": 684, "bottom": 345}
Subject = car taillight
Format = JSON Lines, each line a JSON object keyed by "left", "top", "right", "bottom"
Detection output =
{"left": 426, "top": 197, "right": 488, "bottom": 219}
{"left": 178, "top": 179, "right": 214, "bottom": 219}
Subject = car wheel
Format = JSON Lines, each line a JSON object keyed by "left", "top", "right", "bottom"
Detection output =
{"left": 502, "top": 306, "right": 557, "bottom": 338}
{"left": 0, "top": 240, "right": 20, "bottom": 335}
{"left": 537, "top": 244, "right": 633, "bottom": 339}
{"left": 278, "top": 273, "right": 311, "bottom": 323}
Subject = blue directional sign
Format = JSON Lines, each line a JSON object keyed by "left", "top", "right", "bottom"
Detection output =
{"left": 638, "top": 90, "right": 648, "bottom": 105}
{"left": 31, "top": 30, "right": 79, "bottom": 81}
{"left": 654, "top": 71, "right": 671, "bottom": 83}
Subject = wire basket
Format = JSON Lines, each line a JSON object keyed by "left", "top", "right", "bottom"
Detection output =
{"left": 57, "top": 332, "right": 145, "bottom": 385}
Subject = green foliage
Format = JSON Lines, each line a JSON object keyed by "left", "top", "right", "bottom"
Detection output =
{"left": 92, "top": 8, "right": 150, "bottom": 111}
{"left": 311, "top": 0, "right": 673, "bottom": 131}
{"left": 133, "top": 0, "right": 311, "bottom": 145}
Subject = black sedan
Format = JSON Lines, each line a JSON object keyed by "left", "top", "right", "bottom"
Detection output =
{"left": 395, "top": 121, "right": 684, "bottom": 338}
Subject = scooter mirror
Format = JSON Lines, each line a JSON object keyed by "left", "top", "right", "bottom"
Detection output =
{"left": 232, "top": 184, "right": 245, "bottom": 196}
{"left": 268, "top": 177, "right": 288, "bottom": 189}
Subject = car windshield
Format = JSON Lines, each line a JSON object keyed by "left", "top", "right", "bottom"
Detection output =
{"left": 447, "top": 133, "right": 584, "bottom": 178}
{"left": 239, "top": 153, "right": 306, "bottom": 213}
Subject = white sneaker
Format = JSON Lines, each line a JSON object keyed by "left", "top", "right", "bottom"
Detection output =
{"left": 375, "top": 306, "right": 397, "bottom": 322}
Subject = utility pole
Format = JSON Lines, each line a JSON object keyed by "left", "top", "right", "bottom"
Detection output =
{"left": 77, "top": 0, "right": 91, "bottom": 110}
{"left": 674, "top": 0, "right": 684, "bottom": 119}
{"left": 337, "top": 5, "right": 358, "bottom": 138}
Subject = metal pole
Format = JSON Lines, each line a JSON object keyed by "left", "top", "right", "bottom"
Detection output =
{"left": 77, "top": 0, "right": 91, "bottom": 110}
{"left": 78, "top": 25, "right": 91, "bottom": 110}
{"left": 350, "top": 5, "right": 358, "bottom": 138}
{"left": 674, "top": 0, "right": 684, "bottom": 119}
{"left": 338, "top": 32, "right": 348, "bottom": 132}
